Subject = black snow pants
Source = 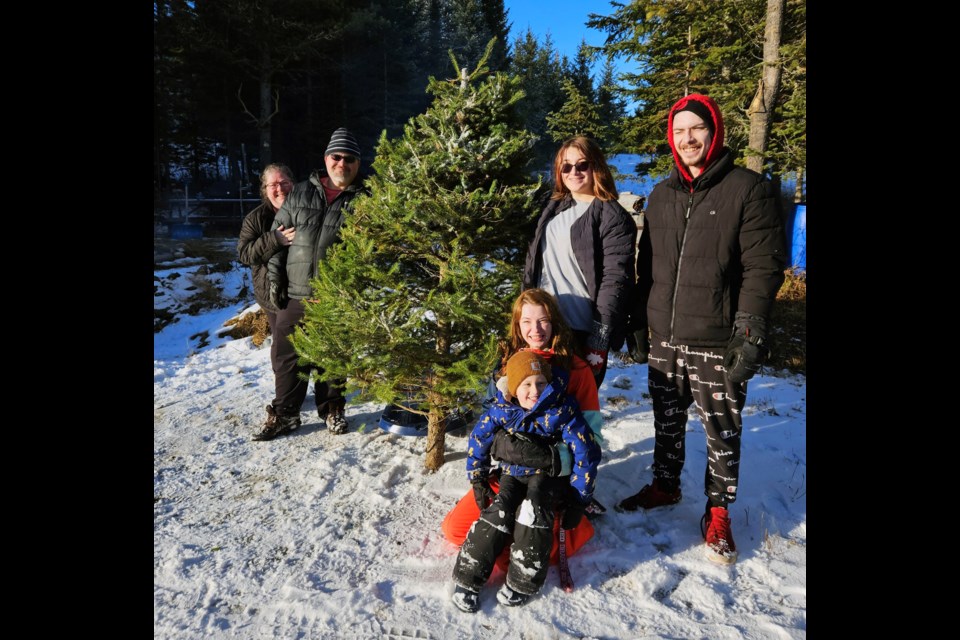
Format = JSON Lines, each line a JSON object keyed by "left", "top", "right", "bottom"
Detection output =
{"left": 451, "top": 473, "right": 555, "bottom": 596}
{"left": 271, "top": 298, "right": 346, "bottom": 418}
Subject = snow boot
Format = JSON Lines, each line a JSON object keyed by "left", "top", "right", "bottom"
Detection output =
{"left": 615, "top": 479, "right": 681, "bottom": 512}
{"left": 496, "top": 583, "right": 532, "bottom": 607}
{"left": 451, "top": 585, "right": 480, "bottom": 613}
{"left": 327, "top": 408, "right": 349, "bottom": 434}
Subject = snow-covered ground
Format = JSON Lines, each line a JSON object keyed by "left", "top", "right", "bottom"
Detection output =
{"left": 154, "top": 242, "right": 806, "bottom": 639}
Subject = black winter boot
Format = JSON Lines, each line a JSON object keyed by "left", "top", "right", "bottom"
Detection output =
{"left": 496, "top": 583, "right": 532, "bottom": 607}
{"left": 451, "top": 585, "right": 480, "bottom": 613}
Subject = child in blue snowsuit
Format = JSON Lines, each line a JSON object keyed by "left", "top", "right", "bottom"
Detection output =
{"left": 451, "top": 351, "right": 602, "bottom": 612}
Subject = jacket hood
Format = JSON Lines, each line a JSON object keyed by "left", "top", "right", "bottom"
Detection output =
{"left": 667, "top": 94, "right": 725, "bottom": 185}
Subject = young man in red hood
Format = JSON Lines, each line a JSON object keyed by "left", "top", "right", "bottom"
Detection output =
{"left": 617, "top": 94, "right": 786, "bottom": 565}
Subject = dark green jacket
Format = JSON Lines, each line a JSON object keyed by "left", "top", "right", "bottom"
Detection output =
{"left": 267, "top": 170, "right": 365, "bottom": 301}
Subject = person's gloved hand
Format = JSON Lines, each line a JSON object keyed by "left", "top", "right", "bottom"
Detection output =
{"left": 561, "top": 498, "right": 587, "bottom": 530}
{"left": 586, "top": 321, "right": 611, "bottom": 379}
{"left": 471, "top": 478, "right": 495, "bottom": 510}
{"left": 269, "top": 281, "right": 287, "bottom": 310}
{"left": 624, "top": 329, "right": 649, "bottom": 364}
{"left": 585, "top": 348, "right": 608, "bottom": 376}
{"left": 724, "top": 312, "right": 769, "bottom": 384}
{"left": 557, "top": 484, "right": 588, "bottom": 529}
{"left": 490, "top": 430, "right": 559, "bottom": 476}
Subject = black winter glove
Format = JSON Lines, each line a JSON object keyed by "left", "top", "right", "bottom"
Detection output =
{"left": 724, "top": 312, "right": 769, "bottom": 384}
{"left": 624, "top": 329, "right": 650, "bottom": 364}
{"left": 561, "top": 498, "right": 587, "bottom": 530}
{"left": 490, "top": 430, "right": 560, "bottom": 476}
{"left": 556, "top": 484, "right": 587, "bottom": 529}
{"left": 471, "top": 478, "right": 496, "bottom": 510}
{"left": 269, "top": 281, "right": 288, "bottom": 310}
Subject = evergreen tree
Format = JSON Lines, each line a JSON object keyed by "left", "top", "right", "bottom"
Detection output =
{"left": 291, "top": 40, "right": 542, "bottom": 471}
{"left": 545, "top": 79, "right": 607, "bottom": 145}
{"left": 507, "top": 29, "right": 569, "bottom": 171}
{"left": 569, "top": 40, "right": 596, "bottom": 103}
{"left": 333, "top": 0, "right": 438, "bottom": 144}
{"left": 154, "top": 0, "right": 198, "bottom": 197}
{"left": 155, "top": 0, "right": 447, "bottom": 198}
{"left": 446, "top": 0, "right": 510, "bottom": 73}
{"left": 595, "top": 57, "right": 627, "bottom": 153}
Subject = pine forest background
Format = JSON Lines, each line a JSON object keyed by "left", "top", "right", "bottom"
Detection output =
{"left": 153, "top": 0, "right": 806, "bottom": 210}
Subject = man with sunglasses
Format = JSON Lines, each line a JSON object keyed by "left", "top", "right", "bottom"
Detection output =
{"left": 261, "top": 128, "right": 366, "bottom": 439}
{"left": 617, "top": 94, "right": 786, "bottom": 567}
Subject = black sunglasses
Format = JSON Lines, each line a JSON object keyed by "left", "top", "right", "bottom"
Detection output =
{"left": 560, "top": 160, "right": 591, "bottom": 174}
{"left": 329, "top": 154, "right": 358, "bottom": 164}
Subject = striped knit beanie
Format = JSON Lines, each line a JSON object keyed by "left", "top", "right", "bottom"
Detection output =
{"left": 325, "top": 128, "right": 361, "bottom": 157}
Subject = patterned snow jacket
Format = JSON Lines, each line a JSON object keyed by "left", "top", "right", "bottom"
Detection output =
{"left": 465, "top": 369, "right": 602, "bottom": 503}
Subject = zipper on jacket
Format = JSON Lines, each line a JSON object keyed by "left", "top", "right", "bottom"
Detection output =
{"left": 312, "top": 187, "right": 330, "bottom": 274}
{"left": 669, "top": 192, "right": 695, "bottom": 342}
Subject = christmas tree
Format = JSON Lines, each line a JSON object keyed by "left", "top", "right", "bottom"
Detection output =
{"left": 291, "top": 40, "right": 543, "bottom": 471}
{"left": 546, "top": 78, "right": 608, "bottom": 145}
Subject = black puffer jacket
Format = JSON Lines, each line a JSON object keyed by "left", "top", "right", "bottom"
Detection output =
{"left": 267, "top": 170, "right": 366, "bottom": 301}
{"left": 237, "top": 202, "right": 284, "bottom": 312}
{"left": 523, "top": 194, "right": 637, "bottom": 350}
{"left": 636, "top": 148, "right": 786, "bottom": 346}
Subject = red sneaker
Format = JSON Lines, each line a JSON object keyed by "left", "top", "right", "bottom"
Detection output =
{"left": 701, "top": 506, "right": 738, "bottom": 565}
{"left": 615, "top": 480, "right": 682, "bottom": 512}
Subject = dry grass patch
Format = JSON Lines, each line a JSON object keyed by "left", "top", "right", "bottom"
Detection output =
{"left": 222, "top": 308, "right": 271, "bottom": 347}
{"left": 767, "top": 269, "right": 806, "bottom": 375}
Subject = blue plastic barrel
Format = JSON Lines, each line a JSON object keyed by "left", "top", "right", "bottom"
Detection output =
{"left": 791, "top": 205, "right": 806, "bottom": 271}
{"left": 170, "top": 223, "right": 203, "bottom": 240}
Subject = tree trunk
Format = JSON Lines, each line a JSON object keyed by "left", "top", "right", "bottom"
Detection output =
{"left": 424, "top": 398, "right": 447, "bottom": 472}
{"left": 424, "top": 304, "right": 452, "bottom": 471}
{"left": 794, "top": 167, "right": 804, "bottom": 203}
{"left": 746, "top": 0, "right": 785, "bottom": 174}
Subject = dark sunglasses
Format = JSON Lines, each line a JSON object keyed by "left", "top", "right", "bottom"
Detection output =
{"left": 329, "top": 154, "right": 358, "bottom": 164}
{"left": 560, "top": 160, "right": 591, "bottom": 174}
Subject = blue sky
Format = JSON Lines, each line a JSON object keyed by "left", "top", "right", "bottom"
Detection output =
{"left": 504, "top": 0, "right": 636, "bottom": 109}
{"left": 505, "top": 0, "right": 620, "bottom": 65}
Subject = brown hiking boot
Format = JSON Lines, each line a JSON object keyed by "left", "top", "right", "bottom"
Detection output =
{"left": 615, "top": 480, "right": 682, "bottom": 512}
{"left": 252, "top": 405, "right": 299, "bottom": 441}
